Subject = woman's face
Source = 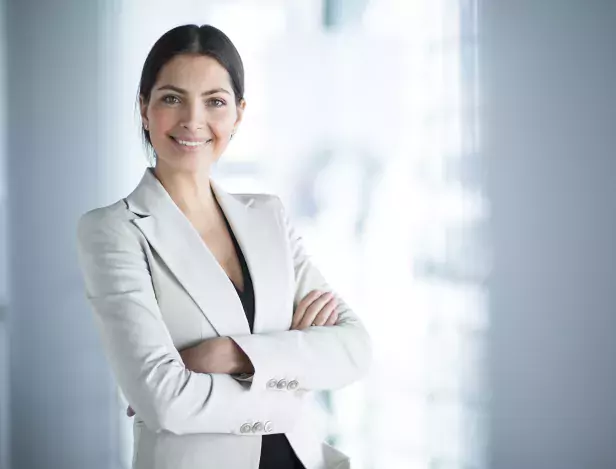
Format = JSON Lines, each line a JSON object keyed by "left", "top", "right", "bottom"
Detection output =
{"left": 140, "top": 54, "right": 244, "bottom": 173}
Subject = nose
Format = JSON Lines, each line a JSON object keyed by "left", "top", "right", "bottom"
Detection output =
{"left": 180, "top": 100, "right": 205, "bottom": 132}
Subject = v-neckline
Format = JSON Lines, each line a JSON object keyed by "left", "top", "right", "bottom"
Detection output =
{"left": 216, "top": 196, "right": 250, "bottom": 296}
{"left": 217, "top": 199, "right": 256, "bottom": 333}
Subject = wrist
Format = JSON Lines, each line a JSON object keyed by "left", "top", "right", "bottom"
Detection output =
{"left": 227, "top": 338, "right": 254, "bottom": 374}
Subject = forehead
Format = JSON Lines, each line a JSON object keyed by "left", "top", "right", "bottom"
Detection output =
{"left": 155, "top": 54, "right": 231, "bottom": 90}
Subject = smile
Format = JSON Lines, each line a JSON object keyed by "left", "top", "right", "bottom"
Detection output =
{"left": 171, "top": 137, "right": 212, "bottom": 147}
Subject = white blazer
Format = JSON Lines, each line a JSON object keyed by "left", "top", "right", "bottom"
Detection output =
{"left": 76, "top": 168, "right": 372, "bottom": 469}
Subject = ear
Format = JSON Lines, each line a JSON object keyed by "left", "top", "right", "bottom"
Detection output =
{"left": 139, "top": 95, "right": 149, "bottom": 129}
{"left": 234, "top": 98, "right": 246, "bottom": 129}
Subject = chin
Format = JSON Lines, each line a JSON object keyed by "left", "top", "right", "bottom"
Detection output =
{"left": 163, "top": 152, "right": 215, "bottom": 173}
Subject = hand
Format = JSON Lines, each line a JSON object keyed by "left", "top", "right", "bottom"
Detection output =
{"left": 291, "top": 290, "right": 338, "bottom": 330}
{"left": 180, "top": 337, "right": 253, "bottom": 375}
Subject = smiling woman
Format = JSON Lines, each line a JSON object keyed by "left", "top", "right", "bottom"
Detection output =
{"left": 76, "top": 23, "right": 371, "bottom": 469}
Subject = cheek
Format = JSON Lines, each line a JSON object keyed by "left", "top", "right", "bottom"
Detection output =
{"left": 149, "top": 107, "right": 177, "bottom": 132}
{"left": 208, "top": 109, "right": 236, "bottom": 137}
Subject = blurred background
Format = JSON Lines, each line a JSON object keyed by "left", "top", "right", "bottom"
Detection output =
{"left": 1, "top": 0, "right": 615, "bottom": 468}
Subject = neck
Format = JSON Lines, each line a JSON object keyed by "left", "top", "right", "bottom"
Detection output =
{"left": 152, "top": 164, "right": 217, "bottom": 219}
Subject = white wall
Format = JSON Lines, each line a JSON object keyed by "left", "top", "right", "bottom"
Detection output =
{"left": 484, "top": 1, "right": 616, "bottom": 468}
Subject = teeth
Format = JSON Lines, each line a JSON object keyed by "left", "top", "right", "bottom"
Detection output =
{"left": 174, "top": 138, "right": 210, "bottom": 147}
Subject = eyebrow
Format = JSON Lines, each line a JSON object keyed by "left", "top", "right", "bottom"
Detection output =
{"left": 155, "top": 85, "right": 231, "bottom": 96}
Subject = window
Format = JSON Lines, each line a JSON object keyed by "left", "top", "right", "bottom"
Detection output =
{"left": 115, "top": 1, "right": 485, "bottom": 467}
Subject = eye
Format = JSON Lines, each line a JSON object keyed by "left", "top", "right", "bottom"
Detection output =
{"left": 207, "top": 98, "right": 226, "bottom": 108}
{"left": 162, "top": 95, "right": 180, "bottom": 105}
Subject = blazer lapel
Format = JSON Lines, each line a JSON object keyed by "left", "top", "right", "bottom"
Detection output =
{"left": 125, "top": 168, "right": 252, "bottom": 337}
{"left": 211, "top": 180, "right": 294, "bottom": 334}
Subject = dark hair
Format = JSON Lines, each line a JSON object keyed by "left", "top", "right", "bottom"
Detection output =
{"left": 137, "top": 24, "right": 245, "bottom": 161}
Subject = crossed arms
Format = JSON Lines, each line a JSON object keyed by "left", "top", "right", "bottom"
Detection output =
{"left": 76, "top": 198, "right": 371, "bottom": 436}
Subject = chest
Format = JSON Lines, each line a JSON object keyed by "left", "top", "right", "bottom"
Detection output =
{"left": 199, "top": 224, "right": 245, "bottom": 292}
{"left": 138, "top": 207, "right": 296, "bottom": 349}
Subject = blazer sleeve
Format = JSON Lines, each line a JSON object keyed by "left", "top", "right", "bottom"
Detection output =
{"left": 230, "top": 196, "right": 373, "bottom": 393}
{"left": 76, "top": 208, "right": 306, "bottom": 436}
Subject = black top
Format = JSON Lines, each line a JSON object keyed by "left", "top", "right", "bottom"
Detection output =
{"left": 222, "top": 212, "right": 305, "bottom": 469}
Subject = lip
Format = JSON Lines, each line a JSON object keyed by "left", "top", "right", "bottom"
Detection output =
{"left": 169, "top": 136, "right": 212, "bottom": 152}
{"left": 171, "top": 136, "right": 210, "bottom": 143}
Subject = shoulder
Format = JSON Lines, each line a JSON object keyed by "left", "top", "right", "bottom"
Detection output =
{"left": 76, "top": 199, "right": 140, "bottom": 247}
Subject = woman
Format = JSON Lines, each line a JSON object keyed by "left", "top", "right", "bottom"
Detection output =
{"left": 76, "top": 24, "right": 372, "bottom": 469}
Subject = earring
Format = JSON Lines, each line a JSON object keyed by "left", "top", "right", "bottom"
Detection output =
{"left": 144, "top": 123, "right": 149, "bottom": 131}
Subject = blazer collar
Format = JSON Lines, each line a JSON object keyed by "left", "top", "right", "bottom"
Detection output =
{"left": 125, "top": 167, "right": 252, "bottom": 218}
{"left": 124, "top": 168, "right": 268, "bottom": 337}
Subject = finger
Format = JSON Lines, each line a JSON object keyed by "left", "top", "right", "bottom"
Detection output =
{"left": 324, "top": 310, "right": 339, "bottom": 326}
{"left": 293, "top": 290, "right": 323, "bottom": 321}
{"left": 291, "top": 291, "right": 318, "bottom": 328}
{"left": 291, "top": 290, "right": 324, "bottom": 329}
{"left": 312, "top": 298, "right": 338, "bottom": 326}
{"left": 300, "top": 292, "right": 334, "bottom": 327}
{"left": 298, "top": 292, "right": 334, "bottom": 329}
